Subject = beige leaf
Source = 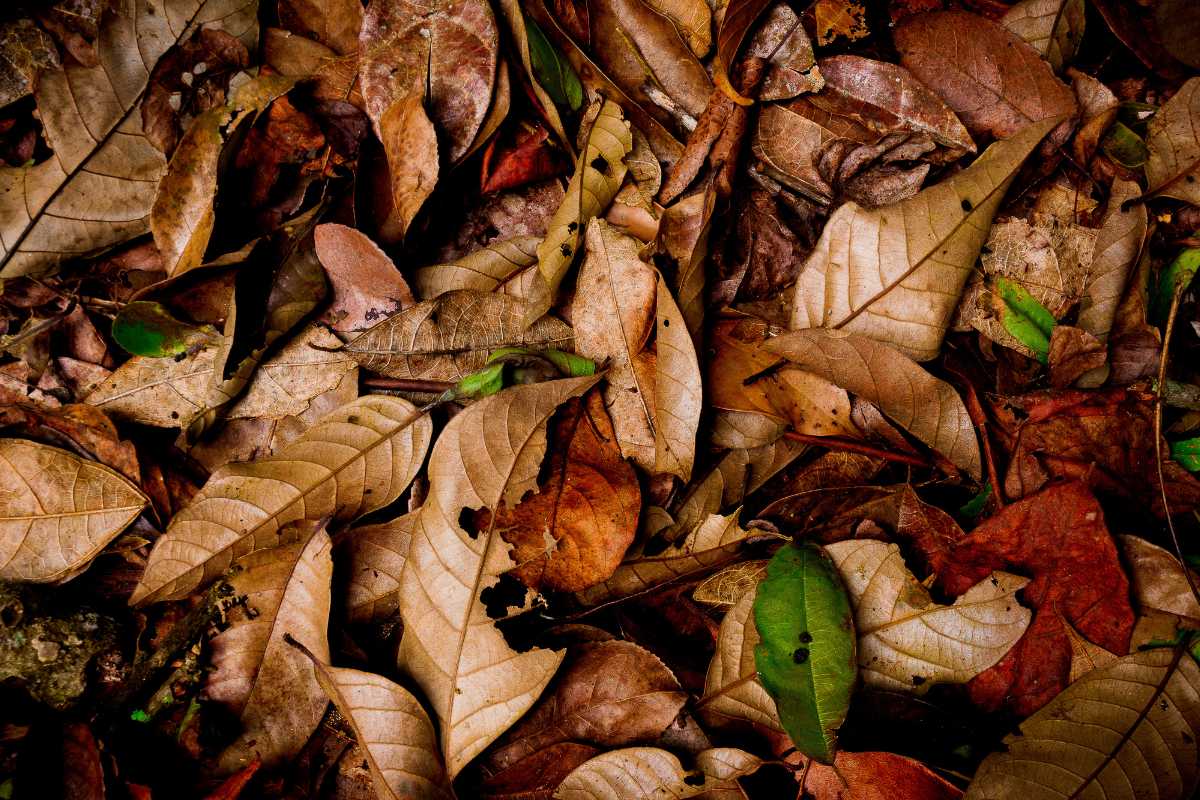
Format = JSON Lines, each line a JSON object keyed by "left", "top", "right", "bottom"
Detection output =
{"left": 399, "top": 376, "right": 600, "bottom": 776}
{"left": 964, "top": 648, "right": 1200, "bottom": 800}
{"left": 1145, "top": 77, "right": 1200, "bottom": 205}
{"left": 0, "top": 0, "right": 259, "bottom": 277}
{"left": 693, "top": 560, "right": 768, "bottom": 608}
{"left": 573, "top": 220, "right": 659, "bottom": 470}
{"left": 208, "top": 526, "right": 332, "bottom": 771}
{"left": 555, "top": 747, "right": 761, "bottom": 800}
{"left": 700, "top": 585, "right": 783, "bottom": 733}
{"left": 314, "top": 223, "right": 416, "bottom": 335}
{"left": 381, "top": 95, "right": 439, "bottom": 239}
{"left": 654, "top": 272, "right": 701, "bottom": 481}
{"left": 527, "top": 100, "right": 633, "bottom": 320}
{"left": 657, "top": 188, "right": 715, "bottom": 341}
{"left": 130, "top": 395, "right": 432, "bottom": 605}
{"left": 1119, "top": 534, "right": 1200, "bottom": 624}
{"left": 825, "top": 539, "right": 1031, "bottom": 691}
{"left": 642, "top": 0, "right": 711, "bottom": 56}
{"left": 342, "top": 512, "right": 416, "bottom": 624}
{"left": 412, "top": 236, "right": 539, "bottom": 299}
{"left": 229, "top": 326, "right": 359, "bottom": 420}
{"left": 709, "top": 410, "right": 788, "bottom": 450}
{"left": 766, "top": 329, "right": 982, "bottom": 478}
{"left": 299, "top": 651, "right": 453, "bottom": 800}
{"left": 1062, "top": 617, "right": 1118, "bottom": 683}
{"left": 0, "top": 439, "right": 148, "bottom": 583}
{"left": 575, "top": 511, "right": 766, "bottom": 607}
{"left": 1000, "top": 0, "right": 1085, "bottom": 72}
{"left": 789, "top": 117, "right": 1058, "bottom": 361}
{"left": 343, "top": 290, "right": 574, "bottom": 382}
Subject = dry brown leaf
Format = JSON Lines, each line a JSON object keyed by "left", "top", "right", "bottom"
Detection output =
{"left": 0, "top": 0, "right": 258, "bottom": 277}
{"left": 825, "top": 539, "right": 1031, "bottom": 691}
{"left": 963, "top": 648, "right": 1200, "bottom": 800}
{"left": 789, "top": 117, "right": 1057, "bottom": 361}
{"left": 1118, "top": 534, "right": 1200, "bottom": 624}
{"left": 487, "top": 640, "right": 687, "bottom": 771}
{"left": 750, "top": 4, "right": 822, "bottom": 102}
{"left": 1145, "top": 77, "right": 1200, "bottom": 205}
{"left": 314, "top": 223, "right": 415, "bottom": 334}
{"left": 895, "top": 10, "right": 1077, "bottom": 151}
{"left": 643, "top": 0, "right": 712, "bottom": 57}
{"left": 278, "top": 0, "right": 362, "bottom": 54}
{"left": 700, "top": 583, "right": 783, "bottom": 733}
{"left": 413, "top": 237, "right": 539, "bottom": 299}
{"left": 657, "top": 189, "right": 714, "bottom": 341}
{"left": 130, "top": 395, "right": 432, "bottom": 604}
{"left": 692, "top": 561, "right": 767, "bottom": 608}
{"left": 342, "top": 512, "right": 416, "bottom": 624}
{"left": 493, "top": 0, "right": 570, "bottom": 152}
{"left": 1000, "top": 0, "right": 1086, "bottom": 73}
{"left": 654, "top": 271, "right": 702, "bottom": 481}
{"left": 343, "top": 290, "right": 573, "bottom": 382}
{"left": 208, "top": 526, "right": 332, "bottom": 772}
{"left": 359, "top": 0, "right": 498, "bottom": 162}
{"left": 398, "top": 376, "right": 600, "bottom": 776}
{"left": 554, "top": 747, "right": 761, "bottom": 800}
{"left": 0, "top": 438, "right": 148, "bottom": 583}
{"left": 380, "top": 94, "right": 439, "bottom": 239}
{"left": 766, "top": 329, "right": 982, "bottom": 478}
{"left": 1077, "top": 179, "right": 1146, "bottom": 351}
{"left": 0, "top": 18, "right": 58, "bottom": 109}
{"left": 301, "top": 652, "right": 453, "bottom": 800}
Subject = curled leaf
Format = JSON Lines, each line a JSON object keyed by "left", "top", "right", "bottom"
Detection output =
{"left": 111, "top": 301, "right": 219, "bottom": 358}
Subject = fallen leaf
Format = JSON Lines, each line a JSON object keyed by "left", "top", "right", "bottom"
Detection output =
{"left": 814, "top": 0, "right": 869, "bottom": 46}
{"left": 208, "top": 526, "right": 332, "bottom": 771}
{"left": 701, "top": 582, "right": 784, "bottom": 734}
{"left": 481, "top": 742, "right": 599, "bottom": 800}
{"left": 398, "top": 376, "right": 599, "bottom": 776}
{"left": 693, "top": 561, "right": 768, "bottom": 608}
{"left": 963, "top": 648, "right": 1200, "bottom": 800}
{"left": 642, "top": 0, "right": 712, "bottom": 57}
{"left": 712, "top": 0, "right": 772, "bottom": 105}
{"left": 379, "top": 94, "right": 439, "bottom": 239}
{"left": 487, "top": 640, "right": 687, "bottom": 771}
{"left": 342, "top": 512, "right": 416, "bottom": 624}
{"left": 1000, "top": 0, "right": 1085, "bottom": 73}
{"left": 0, "top": 438, "right": 147, "bottom": 583}
{"left": 1046, "top": 325, "right": 1106, "bottom": 387}
{"left": 0, "top": 19, "right": 59, "bottom": 109}
{"left": 359, "top": 0, "right": 499, "bottom": 162}
{"left": 766, "top": 329, "right": 982, "bottom": 478}
{"left": 788, "top": 118, "right": 1057, "bottom": 362}
{"left": 938, "top": 482, "right": 1135, "bottom": 716}
{"left": 752, "top": 4, "right": 822, "bottom": 102}
{"left": 60, "top": 723, "right": 104, "bottom": 800}
{"left": 278, "top": 0, "right": 362, "bottom": 54}
{"left": 1118, "top": 534, "right": 1200, "bottom": 625}
{"left": 794, "top": 750, "right": 963, "bottom": 800}
{"left": 314, "top": 223, "right": 415, "bottom": 334}
{"left": 1144, "top": 77, "right": 1200, "bottom": 205}
{"left": 554, "top": 747, "right": 761, "bottom": 799}
{"left": 825, "top": 540, "right": 1031, "bottom": 692}
{"left": 343, "top": 290, "right": 574, "bottom": 382}
{"left": 413, "top": 237, "right": 540, "bottom": 298}
{"left": 895, "top": 10, "right": 1077, "bottom": 151}
{"left": 110, "top": 300, "right": 221, "bottom": 358}
{"left": 754, "top": 542, "right": 856, "bottom": 762}
{"left": 130, "top": 395, "right": 432, "bottom": 604}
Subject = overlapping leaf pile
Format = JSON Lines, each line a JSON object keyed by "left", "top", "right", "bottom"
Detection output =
{"left": 2, "top": 0, "right": 1200, "bottom": 798}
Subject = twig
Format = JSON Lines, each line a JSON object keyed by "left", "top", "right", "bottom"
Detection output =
{"left": 944, "top": 363, "right": 1006, "bottom": 507}
{"left": 782, "top": 431, "right": 931, "bottom": 469}
{"left": 362, "top": 376, "right": 455, "bottom": 393}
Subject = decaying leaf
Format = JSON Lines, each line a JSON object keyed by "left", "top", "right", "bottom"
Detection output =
{"left": 766, "top": 330, "right": 982, "bottom": 479}
{"left": 825, "top": 540, "right": 1031, "bottom": 692}
{"left": 1076, "top": 179, "right": 1146, "bottom": 353}
{"left": 964, "top": 648, "right": 1200, "bottom": 800}
{"left": 342, "top": 512, "right": 416, "bottom": 624}
{"left": 701, "top": 583, "right": 784, "bottom": 734}
{"left": 1144, "top": 77, "right": 1200, "bottom": 205}
{"left": 413, "top": 236, "right": 540, "bottom": 298}
{"left": 130, "top": 395, "right": 432, "bottom": 604}
{"left": 1000, "top": 0, "right": 1086, "bottom": 73}
{"left": 207, "top": 526, "right": 332, "bottom": 771}
{"left": 693, "top": 560, "right": 767, "bottom": 608}
{"left": 555, "top": 747, "right": 761, "bottom": 800}
{"left": 313, "top": 223, "right": 416, "bottom": 334}
{"left": 788, "top": 118, "right": 1057, "bottom": 362}
{"left": 398, "top": 376, "right": 599, "bottom": 776}
{"left": 0, "top": 438, "right": 148, "bottom": 583}
{"left": 343, "top": 290, "right": 574, "bottom": 382}
{"left": 379, "top": 94, "right": 439, "bottom": 239}
{"left": 653, "top": 267, "right": 702, "bottom": 481}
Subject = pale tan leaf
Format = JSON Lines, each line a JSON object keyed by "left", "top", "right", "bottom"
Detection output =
{"left": 789, "top": 117, "right": 1058, "bottom": 361}
{"left": 527, "top": 100, "right": 633, "bottom": 320}
{"left": 342, "top": 512, "right": 416, "bottom": 624}
{"left": 825, "top": 539, "right": 1031, "bottom": 691}
{"left": 709, "top": 410, "right": 788, "bottom": 450}
{"left": 964, "top": 648, "right": 1200, "bottom": 800}
{"left": 1119, "top": 534, "right": 1200, "bottom": 623}
{"left": 693, "top": 561, "right": 768, "bottom": 608}
{"left": 766, "top": 329, "right": 982, "bottom": 478}
{"left": 130, "top": 395, "right": 432, "bottom": 605}
{"left": 657, "top": 188, "right": 715, "bottom": 341}
{"left": 208, "top": 526, "right": 332, "bottom": 771}
{"left": 0, "top": 0, "right": 259, "bottom": 277}
{"left": 700, "top": 584, "right": 783, "bottom": 733}
{"left": 343, "top": 290, "right": 574, "bottom": 382}
{"left": 555, "top": 747, "right": 760, "bottom": 800}
{"left": 314, "top": 223, "right": 416, "bottom": 335}
{"left": 1062, "top": 617, "right": 1118, "bottom": 683}
{"left": 575, "top": 511, "right": 765, "bottom": 607}
{"left": 1001, "top": 0, "right": 1085, "bottom": 72}
{"left": 229, "top": 325, "right": 358, "bottom": 420}
{"left": 381, "top": 94, "right": 439, "bottom": 239}
{"left": 0, "top": 439, "right": 148, "bottom": 583}
{"left": 1145, "top": 77, "right": 1200, "bottom": 206}
{"left": 412, "top": 236, "right": 539, "bottom": 299}
{"left": 573, "top": 220, "right": 659, "bottom": 470}
{"left": 302, "top": 654, "right": 453, "bottom": 800}
{"left": 643, "top": 0, "right": 712, "bottom": 56}
{"left": 654, "top": 271, "right": 701, "bottom": 481}
{"left": 398, "top": 376, "right": 600, "bottom": 776}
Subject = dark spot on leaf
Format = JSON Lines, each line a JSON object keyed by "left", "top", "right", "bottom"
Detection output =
{"left": 567, "top": 221, "right": 578, "bottom": 232}
{"left": 662, "top": 318, "right": 670, "bottom": 327}
{"left": 560, "top": 243, "right": 572, "bottom": 257}
{"left": 961, "top": 198, "right": 973, "bottom": 212}
{"left": 1188, "top": 175, "right": 1196, "bottom": 183}
{"left": 912, "top": 675, "right": 926, "bottom": 686}
{"left": 683, "top": 772, "right": 705, "bottom": 787}
{"left": 590, "top": 155, "right": 609, "bottom": 174}
{"left": 799, "top": 631, "right": 813, "bottom": 643}
{"left": 793, "top": 647, "right": 810, "bottom": 664}
{"left": 348, "top": 415, "right": 359, "bottom": 424}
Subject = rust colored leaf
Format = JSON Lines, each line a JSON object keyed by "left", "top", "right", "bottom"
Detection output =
{"left": 314, "top": 224, "right": 416, "bottom": 335}
{"left": 380, "top": 94, "right": 439, "bottom": 240}
{"left": 713, "top": 0, "right": 772, "bottom": 105}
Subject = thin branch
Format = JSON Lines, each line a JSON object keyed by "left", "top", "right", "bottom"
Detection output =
{"left": 783, "top": 431, "right": 931, "bottom": 469}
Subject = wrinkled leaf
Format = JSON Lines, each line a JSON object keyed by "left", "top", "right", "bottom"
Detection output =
{"left": 713, "top": 0, "right": 771, "bottom": 105}
{"left": 379, "top": 94, "right": 439, "bottom": 239}
{"left": 111, "top": 301, "right": 220, "bottom": 358}
{"left": 413, "top": 236, "right": 539, "bottom": 298}
{"left": 1001, "top": 0, "right": 1085, "bottom": 73}
{"left": 654, "top": 270, "right": 702, "bottom": 481}
{"left": 1145, "top": 77, "right": 1200, "bottom": 205}
{"left": 555, "top": 747, "right": 761, "bottom": 800}
{"left": 1077, "top": 179, "right": 1146, "bottom": 356}
{"left": 342, "top": 512, "right": 415, "bottom": 624}
{"left": 701, "top": 582, "right": 783, "bottom": 733}
{"left": 313, "top": 223, "right": 416, "bottom": 335}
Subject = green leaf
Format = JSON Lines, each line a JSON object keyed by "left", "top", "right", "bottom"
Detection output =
{"left": 1173, "top": 437, "right": 1200, "bottom": 471}
{"left": 525, "top": 18, "right": 583, "bottom": 111}
{"left": 111, "top": 301, "right": 217, "bottom": 358}
{"left": 996, "top": 277, "right": 1056, "bottom": 363}
{"left": 960, "top": 484, "right": 993, "bottom": 518}
{"left": 1153, "top": 241, "right": 1200, "bottom": 323}
{"left": 130, "top": 709, "right": 151, "bottom": 723}
{"left": 1116, "top": 101, "right": 1157, "bottom": 133}
{"left": 487, "top": 346, "right": 596, "bottom": 376}
{"left": 1101, "top": 121, "right": 1149, "bottom": 168}
{"left": 753, "top": 542, "right": 856, "bottom": 763}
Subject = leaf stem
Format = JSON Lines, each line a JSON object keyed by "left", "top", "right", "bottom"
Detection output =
{"left": 782, "top": 431, "right": 931, "bottom": 469}
{"left": 362, "top": 377, "right": 456, "bottom": 393}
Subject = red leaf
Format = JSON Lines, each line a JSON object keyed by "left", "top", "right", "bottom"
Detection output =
{"left": 481, "top": 125, "right": 566, "bottom": 194}
{"left": 203, "top": 758, "right": 261, "bottom": 800}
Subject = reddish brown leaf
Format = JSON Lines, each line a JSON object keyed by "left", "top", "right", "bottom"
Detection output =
{"left": 481, "top": 124, "right": 568, "bottom": 194}
{"left": 713, "top": 0, "right": 772, "bottom": 104}
{"left": 313, "top": 223, "right": 415, "bottom": 335}
{"left": 1046, "top": 325, "right": 1107, "bottom": 388}
{"left": 480, "top": 742, "right": 599, "bottom": 800}
{"left": 893, "top": 486, "right": 964, "bottom": 578}
{"left": 938, "top": 482, "right": 1134, "bottom": 715}
{"left": 791, "top": 749, "right": 962, "bottom": 800}
{"left": 61, "top": 723, "right": 104, "bottom": 800}
{"left": 202, "top": 758, "right": 261, "bottom": 800}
